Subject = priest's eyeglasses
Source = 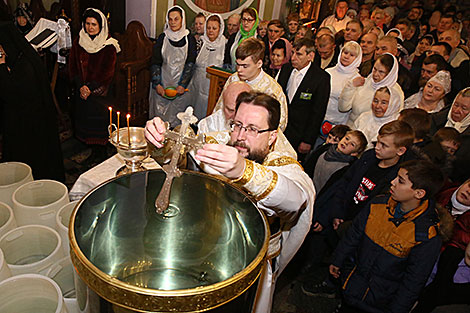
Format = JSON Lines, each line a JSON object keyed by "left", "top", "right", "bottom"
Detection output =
{"left": 229, "top": 121, "right": 272, "bottom": 136}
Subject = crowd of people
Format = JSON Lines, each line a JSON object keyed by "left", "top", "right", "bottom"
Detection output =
{"left": 146, "top": 1, "right": 470, "bottom": 312}
{"left": 1, "top": 1, "right": 470, "bottom": 312}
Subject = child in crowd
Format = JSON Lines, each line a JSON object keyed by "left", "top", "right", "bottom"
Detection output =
{"left": 302, "top": 121, "right": 415, "bottom": 297}
{"left": 312, "top": 130, "right": 367, "bottom": 192}
{"left": 305, "top": 124, "right": 351, "bottom": 173}
{"left": 331, "top": 160, "right": 445, "bottom": 313}
{"left": 354, "top": 86, "right": 401, "bottom": 148}
{"left": 433, "top": 127, "right": 461, "bottom": 156}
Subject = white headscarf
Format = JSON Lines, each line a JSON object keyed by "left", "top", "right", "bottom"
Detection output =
{"left": 451, "top": 188, "right": 470, "bottom": 216}
{"left": 201, "top": 14, "right": 225, "bottom": 49}
{"left": 355, "top": 86, "right": 402, "bottom": 145}
{"left": 335, "top": 41, "right": 362, "bottom": 74}
{"left": 446, "top": 87, "right": 470, "bottom": 133}
{"left": 428, "top": 70, "right": 452, "bottom": 95}
{"left": 370, "top": 53, "right": 399, "bottom": 90}
{"left": 385, "top": 28, "right": 404, "bottom": 42}
{"left": 78, "top": 8, "right": 120, "bottom": 54}
{"left": 164, "top": 5, "right": 190, "bottom": 42}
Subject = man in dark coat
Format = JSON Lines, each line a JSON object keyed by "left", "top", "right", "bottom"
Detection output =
{"left": 277, "top": 38, "right": 330, "bottom": 160}
{"left": 0, "top": 22, "right": 65, "bottom": 181}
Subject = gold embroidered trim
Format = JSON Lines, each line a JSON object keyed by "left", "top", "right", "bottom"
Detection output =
{"left": 204, "top": 136, "right": 219, "bottom": 144}
{"left": 256, "top": 171, "right": 278, "bottom": 201}
{"left": 263, "top": 156, "right": 302, "bottom": 169}
{"left": 231, "top": 159, "right": 254, "bottom": 185}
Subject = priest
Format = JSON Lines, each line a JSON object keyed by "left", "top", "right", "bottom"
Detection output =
{"left": 145, "top": 91, "right": 315, "bottom": 313}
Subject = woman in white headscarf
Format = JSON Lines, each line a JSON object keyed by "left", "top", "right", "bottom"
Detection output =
{"left": 69, "top": 8, "right": 120, "bottom": 156}
{"left": 188, "top": 14, "right": 226, "bottom": 120}
{"left": 324, "top": 41, "right": 362, "bottom": 126}
{"left": 339, "top": 53, "right": 404, "bottom": 127}
{"left": 354, "top": 85, "right": 402, "bottom": 147}
{"left": 404, "top": 70, "right": 451, "bottom": 113}
{"left": 149, "top": 5, "right": 197, "bottom": 127}
{"left": 430, "top": 87, "right": 470, "bottom": 182}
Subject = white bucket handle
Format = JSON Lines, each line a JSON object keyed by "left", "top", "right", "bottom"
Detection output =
{"left": 4, "top": 230, "right": 23, "bottom": 242}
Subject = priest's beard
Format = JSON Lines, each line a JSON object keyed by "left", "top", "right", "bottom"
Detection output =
{"left": 418, "top": 76, "right": 428, "bottom": 88}
{"left": 229, "top": 140, "right": 270, "bottom": 164}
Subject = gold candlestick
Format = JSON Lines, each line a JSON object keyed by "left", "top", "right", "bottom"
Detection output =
{"left": 116, "top": 111, "right": 120, "bottom": 144}
{"left": 127, "top": 114, "right": 131, "bottom": 147}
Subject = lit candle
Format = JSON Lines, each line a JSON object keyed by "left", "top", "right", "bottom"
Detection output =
{"left": 126, "top": 114, "right": 131, "bottom": 147}
{"left": 116, "top": 111, "right": 120, "bottom": 144}
{"left": 108, "top": 107, "right": 112, "bottom": 135}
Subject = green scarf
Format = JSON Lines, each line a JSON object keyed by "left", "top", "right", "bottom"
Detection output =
{"left": 238, "top": 8, "right": 259, "bottom": 45}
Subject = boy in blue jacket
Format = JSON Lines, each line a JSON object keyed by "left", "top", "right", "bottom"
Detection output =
{"left": 330, "top": 160, "right": 444, "bottom": 313}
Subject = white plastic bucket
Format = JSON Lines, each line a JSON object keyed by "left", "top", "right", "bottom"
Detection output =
{"left": 0, "top": 162, "right": 33, "bottom": 208}
{"left": 0, "top": 225, "right": 65, "bottom": 276}
{"left": 0, "top": 201, "right": 17, "bottom": 239}
{"left": 12, "top": 179, "right": 69, "bottom": 229}
{"left": 0, "top": 273, "right": 68, "bottom": 313}
{"left": 56, "top": 201, "right": 78, "bottom": 255}
{"left": 46, "top": 256, "right": 76, "bottom": 299}
{"left": 0, "top": 248, "right": 12, "bottom": 282}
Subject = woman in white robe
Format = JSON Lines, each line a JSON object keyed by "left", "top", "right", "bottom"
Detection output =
{"left": 354, "top": 85, "right": 402, "bottom": 148}
{"left": 404, "top": 70, "right": 451, "bottom": 113}
{"left": 324, "top": 41, "right": 362, "bottom": 125}
{"left": 339, "top": 53, "right": 403, "bottom": 127}
{"left": 188, "top": 14, "right": 226, "bottom": 120}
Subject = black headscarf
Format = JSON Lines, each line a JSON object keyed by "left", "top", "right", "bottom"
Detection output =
{"left": 13, "top": 3, "right": 33, "bottom": 35}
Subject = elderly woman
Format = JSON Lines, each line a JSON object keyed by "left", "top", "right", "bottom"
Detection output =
{"left": 223, "top": 7, "right": 259, "bottom": 71}
{"left": 324, "top": 41, "right": 362, "bottom": 126}
{"left": 149, "top": 5, "right": 197, "bottom": 128}
{"left": 404, "top": 70, "right": 451, "bottom": 113}
{"left": 265, "top": 38, "right": 291, "bottom": 78}
{"left": 339, "top": 53, "right": 404, "bottom": 127}
{"left": 354, "top": 86, "right": 402, "bottom": 147}
{"left": 431, "top": 87, "right": 470, "bottom": 182}
{"left": 188, "top": 14, "right": 226, "bottom": 120}
{"left": 69, "top": 8, "right": 120, "bottom": 158}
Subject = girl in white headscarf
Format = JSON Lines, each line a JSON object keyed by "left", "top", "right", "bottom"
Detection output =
{"left": 404, "top": 70, "right": 451, "bottom": 113}
{"left": 324, "top": 41, "right": 362, "bottom": 125}
{"left": 189, "top": 14, "right": 226, "bottom": 120}
{"left": 149, "top": 5, "right": 197, "bottom": 127}
{"left": 69, "top": 8, "right": 120, "bottom": 150}
{"left": 354, "top": 85, "right": 402, "bottom": 147}
{"left": 339, "top": 53, "right": 404, "bottom": 127}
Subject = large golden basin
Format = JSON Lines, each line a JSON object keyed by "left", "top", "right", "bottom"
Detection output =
{"left": 69, "top": 170, "right": 269, "bottom": 312}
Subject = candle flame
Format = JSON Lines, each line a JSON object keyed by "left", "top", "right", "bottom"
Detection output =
{"left": 126, "top": 114, "right": 131, "bottom": 119}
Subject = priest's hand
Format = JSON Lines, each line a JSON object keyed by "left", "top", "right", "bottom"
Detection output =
{"left": 145, "top": 117, "right": 167, "bottom": 148}
{"left": 80, "top": 85, "right": 91, "bottom": 100}
{"left": 176, "top": 85, "right": 186, "bottom": 95}
{"left": 195, "top": 144, "right": 245, "bottom": 180}
{"left": 329, "top": 264, "right": 340, "bottom": 279}
{"left": 156, "top": 84, "right": 165, "bottom": 97}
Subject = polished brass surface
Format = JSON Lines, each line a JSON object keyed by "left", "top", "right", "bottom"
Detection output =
{"left": 109, "top": 127, "right": 149, "bottom": 175}
{"left": 70, "top": 170, "right": 269, "bottom": 312}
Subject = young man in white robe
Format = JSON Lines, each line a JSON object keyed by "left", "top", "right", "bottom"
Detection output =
{"left": 145, "top": 91, "right": 314, "bottom": 313}
{"left": 212, "top": 37, "right": 288, "bottom": 131}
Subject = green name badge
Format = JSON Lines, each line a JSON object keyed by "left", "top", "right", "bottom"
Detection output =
{"left": 300, "top": 92, "right": 312, "bottom": 100}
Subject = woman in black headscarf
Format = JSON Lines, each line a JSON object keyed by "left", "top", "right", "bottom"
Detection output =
{"left": 0, "top": 22, "right": 65, "bottom": 181}
{"left": 13, "top": 3, "right": 33, "bottom": 35}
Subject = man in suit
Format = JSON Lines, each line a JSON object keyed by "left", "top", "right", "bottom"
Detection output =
{"left": 277, "top": 38, "right": 331, "bottom": 160}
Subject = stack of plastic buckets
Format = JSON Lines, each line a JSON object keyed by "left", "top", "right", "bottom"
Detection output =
{"left": 0, "top": 162, "right": 80, "bottom": 313}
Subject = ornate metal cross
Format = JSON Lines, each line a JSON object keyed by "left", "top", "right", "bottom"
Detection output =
{"left": 155, "top": 107, "right": 204, "bottom": 214}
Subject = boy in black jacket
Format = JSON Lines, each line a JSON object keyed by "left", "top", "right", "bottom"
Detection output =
{"left": 331, "top": 160, "right": 444, "bottom": 313}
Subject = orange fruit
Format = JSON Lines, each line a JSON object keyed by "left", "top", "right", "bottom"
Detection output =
{"left": 165, "top": 88, "right": 177, "bottom": 97}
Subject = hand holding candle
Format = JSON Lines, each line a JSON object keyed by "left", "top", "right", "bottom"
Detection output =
{"left": 127, "top": 114, "right": 131, "bottom": 147}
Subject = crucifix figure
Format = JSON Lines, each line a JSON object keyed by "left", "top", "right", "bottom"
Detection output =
{"left": 155, "top": 107, "right": 204, "bottom": 214}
